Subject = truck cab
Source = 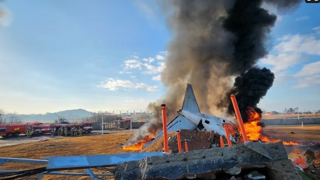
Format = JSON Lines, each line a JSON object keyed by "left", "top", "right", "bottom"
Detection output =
{"left": 82, "top": 122, "right": 92, "bottom": 133}
{"left": 0, "top": 124, "right": 28, "bottom": 138}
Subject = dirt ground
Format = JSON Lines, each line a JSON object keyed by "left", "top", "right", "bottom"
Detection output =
{"left": 0, "top": 125, "right": 319, "bottom": 179}
{"left": 0, "top": 130, "right": 130, "bottom": 148}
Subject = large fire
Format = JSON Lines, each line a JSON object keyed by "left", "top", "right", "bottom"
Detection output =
{"left": 244, "top": 107, "right": 298, "bottom": 145}
{"left": 122, "top": 134, "right": 155, "bottom": 151}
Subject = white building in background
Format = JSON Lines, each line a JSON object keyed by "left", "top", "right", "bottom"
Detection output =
{"left": 120, "top": 112, "right": 151, "bottom": 122}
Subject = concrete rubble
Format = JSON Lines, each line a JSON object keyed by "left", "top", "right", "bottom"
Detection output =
{"left": 115, "top": 141, "right": 301, "bottom": 180}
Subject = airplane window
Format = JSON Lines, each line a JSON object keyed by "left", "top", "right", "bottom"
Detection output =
{"left": 205, "top": 120, "right": 210, "bottom": 124}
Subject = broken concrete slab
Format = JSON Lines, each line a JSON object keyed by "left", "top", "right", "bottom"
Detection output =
{"left": 115, "top": 142, "right": 301, "bottom": 180}
{"left": 244, "top": 141, "right": 272, "bottom": 159}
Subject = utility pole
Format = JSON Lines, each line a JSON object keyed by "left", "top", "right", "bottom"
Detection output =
{"left": 119, "top": 111, "right": 121, "bottom": 129}
{"left": 101, "top": 112, "right": 104, "bottom": 135}
{"left": 130, "top": 111, "right": 132, "bottom": 133}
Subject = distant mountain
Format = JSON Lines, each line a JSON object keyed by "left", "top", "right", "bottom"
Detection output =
{"left": 2, "top": 109, "right": 93, "bottom": 123}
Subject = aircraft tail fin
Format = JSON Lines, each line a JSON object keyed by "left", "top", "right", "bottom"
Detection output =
{"left": 181, "top": 84, "right": 200, "bottom": 114}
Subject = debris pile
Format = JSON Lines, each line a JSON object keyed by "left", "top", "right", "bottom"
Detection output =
{"left": 167, "top": 130, "right": 220, "bottom": 153}
{"left": 288, "top": 147, "right": 320, "bottom": 179}
{"left": 141, "top": 130, "right": 227, "bottom": 153}
{"left": 115, "top": 142, "right": 302, "bottom": 180}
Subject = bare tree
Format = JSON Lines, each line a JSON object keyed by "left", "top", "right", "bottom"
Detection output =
{"left": 0, "top": 109, "right": 6, "bottom": 125}
{"left": 7, "top": 113, "right": 22, "bottom": 124}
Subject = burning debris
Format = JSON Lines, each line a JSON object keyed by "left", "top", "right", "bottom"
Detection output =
{"left": 122, "top": 134, "right": 155, "bottom": 151}
{"left": 243, "top": 106, "right": 299, "bottom": 145}
{"left": 125, "top": 0, "right": 303, "bottom": 146}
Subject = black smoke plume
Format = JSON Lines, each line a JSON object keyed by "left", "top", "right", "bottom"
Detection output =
{"left": 219, "top": 67, "right": 275, "bottom": 122}
{"left": 125, "top": 0, "right": 302, "bottom": 145}
{"left": 222, "top": 0, "right": 277, "bottom": 75}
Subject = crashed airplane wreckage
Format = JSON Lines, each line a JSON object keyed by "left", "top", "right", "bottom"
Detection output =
{"left": 143, "top": 84, "right": 240, "bottom": 149}
{"left": 125, "top": 83, "right": 297, "bottom": 151}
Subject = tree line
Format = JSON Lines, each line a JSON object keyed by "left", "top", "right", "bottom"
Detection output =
{"left": 0, "top": 109, "right": 23, "bottom": 125}
{"left": 265, "top": 108, "right": 320, "bottom": 115}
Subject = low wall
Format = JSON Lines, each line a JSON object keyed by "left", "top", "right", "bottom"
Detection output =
{"left": 91, "top": 121, "right": 145, "bottom": 130}
{"left": 261, "top": 118, "right": 320, "bottom": 125}
{"left": 120, "top": 122, "right": 145, "bottom": 129}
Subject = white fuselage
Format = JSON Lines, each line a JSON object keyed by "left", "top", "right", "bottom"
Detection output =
{"left": 179, "top": 110, "right": 235, "bottom": 142}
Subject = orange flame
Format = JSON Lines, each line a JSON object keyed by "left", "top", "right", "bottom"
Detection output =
{"left": 122, "top": 134, "right": 155, "bottom": 150}
{"left": 244, "top": 107, "right": 298, "bottom": 146}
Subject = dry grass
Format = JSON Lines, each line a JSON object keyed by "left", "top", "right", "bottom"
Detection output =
{"left": 0, "top": 132, "right": 135, "bottom": 180}
{"left": 262, "top": 125, "right": 320, "bottom": 142}
{"left": 262, "top": 114, "right": 319, "bottom": 119}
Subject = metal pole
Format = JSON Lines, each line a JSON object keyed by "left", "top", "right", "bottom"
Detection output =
{"left": 101, "top": 113, "right": 104, "bottom": 135}
{"left": 230, "top": 94, "right": 249, "bottom": 142}
{"left": 129, "top": 111, "right": 132, "bottom": 133}
{"left": 161, "top": 104, "right": 168, "bottom": 153}
{"left": 85, "top": 169, "right": 100, "bottom": 180}
{"left": 298, "top": 107, "right": 299, "bottom": 120}
{"left": 184, "top": 139, "right": 188, "bottom": 152}
{"left": 220, "top": 136, "right": 225, "bottom": 147}
{"left": 223, "top": 124, "right": 232, "bottom": 147}
{"left": 177, "top": 131, "right": 182, "bottom": 153}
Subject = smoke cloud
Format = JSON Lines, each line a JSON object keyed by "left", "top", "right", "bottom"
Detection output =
{"left": 0, "top": 0, "right": 12, "bottom": 27}
{"left": 126, "top": 0, "right": 302, "bottom": 145}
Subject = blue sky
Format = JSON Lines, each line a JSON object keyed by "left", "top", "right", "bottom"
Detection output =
{"left": 0, "top": 0, "right": 319, "bottom": 114}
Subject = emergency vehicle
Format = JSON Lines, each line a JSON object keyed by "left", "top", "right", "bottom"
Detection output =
{"left": 0, "top": 122, "right": 93, "bottom": 138}
{"left": 0, "top": 124, "right": 29, "bottom": 137}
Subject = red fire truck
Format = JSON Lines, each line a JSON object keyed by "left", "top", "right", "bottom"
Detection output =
{"left": 0, "top": 122, "right": 93, "bottom": 138}
{"left": 39, "top": 123, "right": 92, "bottom": 135}
{"left": 121, "top": 118, "right": 131, "bottom": 122}
{"left": 0, "top": 124, "right": 29, "bottom": 137}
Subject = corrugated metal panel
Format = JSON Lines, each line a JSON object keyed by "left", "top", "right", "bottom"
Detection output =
{"left": 43, "top": 152, "right": 164, "bottom": 170}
